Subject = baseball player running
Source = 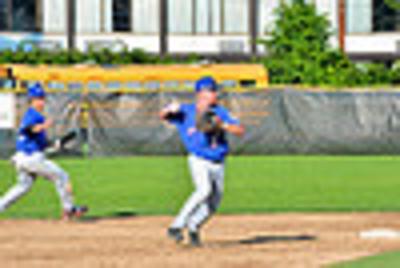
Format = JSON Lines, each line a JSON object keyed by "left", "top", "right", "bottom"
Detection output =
{"left": 160, "top": 77, "right": 245, "bottom": 246}
{"left": 0, "top": 83, "right": 88, "bottom": 220}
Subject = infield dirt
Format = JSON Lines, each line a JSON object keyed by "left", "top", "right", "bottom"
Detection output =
{"left": 1, "top": 213, "right": 400, "bottom": 267}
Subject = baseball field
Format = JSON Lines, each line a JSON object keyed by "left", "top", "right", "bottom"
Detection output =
{"left": 0, "top": 156, "right": 400, "bottom": 267}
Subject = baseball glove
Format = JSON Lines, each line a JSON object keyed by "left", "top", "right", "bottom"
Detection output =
{"left": 196, "top": 109, "right": 222, "bottom": 134}
{"left": 46, "top": 129, "right": 79, "bottom": 154}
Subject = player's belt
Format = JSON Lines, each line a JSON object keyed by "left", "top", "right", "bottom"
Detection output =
{"left": 190, "top": 154, "right": 224, "bottom": 164}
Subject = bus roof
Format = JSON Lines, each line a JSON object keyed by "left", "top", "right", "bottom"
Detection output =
{"left": 1, "top": 64, "right": 268, "bottom": 86}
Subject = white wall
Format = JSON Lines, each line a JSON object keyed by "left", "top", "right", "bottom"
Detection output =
{"left": 4, "top": 31, "right": 400, "bottom": 56}
{"left": 168, "top": 35, "right": 251, "bottom": 54}
{"left": 0, "top": 33, "right": 67, "bottom": 50}
{"left": 75, "top": 34, "right": 160, "bottom": 53}
{"left": 76, "top": 35, "right": 252, "bottom": 54}
{"left": 346, "top": 34, "right": 400, "bottom": 54}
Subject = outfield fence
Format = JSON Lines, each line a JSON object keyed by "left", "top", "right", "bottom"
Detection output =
{"left": 1, "top": 89, "right": 400, "bottom": 158}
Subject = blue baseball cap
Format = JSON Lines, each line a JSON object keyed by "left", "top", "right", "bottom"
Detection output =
{"left": 28, "top": 83, "right": 46, "bottom": 99}
{"left": 195, "top": 76, "right": 218, "bottom": 93}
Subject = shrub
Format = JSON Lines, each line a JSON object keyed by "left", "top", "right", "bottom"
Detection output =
{"left": 259, "top": 0, "right": 393, "bottom": 87}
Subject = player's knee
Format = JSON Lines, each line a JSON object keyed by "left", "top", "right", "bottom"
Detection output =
{"left": 58, "top": 172, "right": 71, "bottom": 186}
{"left": 55, "top": 169, "right": 69, "bottom": 183}
{"left": 196, "top": 186, "right": 212, "bottom": 201}
{"left": 18, "top": 180, "right": 33, "bottom": 193}
{"left": 209, "top": 198, "right": 222, "bottom": 213}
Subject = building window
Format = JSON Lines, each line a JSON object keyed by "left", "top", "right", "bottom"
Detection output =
{"left": 346, "top": 0, "right": 373, "bottom": 33}
{"left": 113, "top": 0, "right": 131, "bottom": 32}
{"left": 111, "top": 0, "right": 159, "bottom": 33}
{"left": 194, "top": 0, "right": 222, "bottom": 34}
{"left": 0, "top": 0, "right": 42, "bottom": 32}
{"left": 195, "top": 0, "right": 211, "bottom": 34}
{"left": 258, "top": 0, "right": 279, "bottom": 35}
{"left": 169, "top": 0, "right": 249, "bottom": 35}
{"left": 373, "top": 0, "right": 400, "bottom": 32}
{"left": 43, "top": 0, "right": 67, "bottom": 33}
{"left": 76, "top": 0, "right": 159, "bottom": 34}
{"left": 346, "top": 0, "right": 400, "bottom": 33}
{"left": 0, "top": 0, "right": 7, "bottom": 30}
{"left": 223, "top": 0, "right": 249, "bottom": 34}
{"left": 169, "top": 0, "right": 193, "bottom": 33}
{"left": 132, "top": 0, "right": 159, "bottom": 34}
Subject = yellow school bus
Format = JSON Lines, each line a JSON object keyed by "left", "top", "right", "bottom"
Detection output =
{"left": 0, "top": 64, "right": 268, "bottom": 92}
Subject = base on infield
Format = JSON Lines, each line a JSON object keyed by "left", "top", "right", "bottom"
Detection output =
{"left": 360, "top": 229, "right": 400, "bottom": 239}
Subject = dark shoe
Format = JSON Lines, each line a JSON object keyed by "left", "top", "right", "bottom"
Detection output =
{"left": 63, "top": 205, "right": 88, "bottom": 220}
{"left": 167, "top": 228, "right": 184, "bottom": 243}
{"left": 189, "top": 231, "right": 201, "bottom": 247}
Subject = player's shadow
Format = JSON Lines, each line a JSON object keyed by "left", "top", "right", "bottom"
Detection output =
{"left": 212, "top": 234, "right": 316, "bottom": 247}
{"left": 238, "top": 234, "right": 316, "bottom": 245}
{"left": 80, "top": 210, "right": 138, "bottom": 222}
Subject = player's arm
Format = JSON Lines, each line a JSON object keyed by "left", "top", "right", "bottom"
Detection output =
{"left": 221, "top": 122, "right": 245, "bottom": 137}
{"left": 46, "top": 129, "right": 79, "bottom": 154}
{"left": 160, "top": 101, "right": 182, "bottom": 121}
{"left": 31, "top": 119, "right": 53, "bottom": 133}
{"left": 217, "top": 109, "right": 245, "bottom": 137}
{"left": 20, "top": 112, "right": 53, "bottom": 135}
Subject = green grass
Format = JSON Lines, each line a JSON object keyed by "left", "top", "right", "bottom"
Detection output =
{"left": 334, "top": 251, "right": 400, "bottom": 268}
{"left": 0, "top": 156, "right": 400, "bottom": 219}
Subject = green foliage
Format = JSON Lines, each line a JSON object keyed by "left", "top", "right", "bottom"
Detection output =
{"left": 0, "top": 48, "right": 200, "bottom": 66}
{"left": 384, "top": 0, "right": 400, "bottom": 10}
{"left": 260, "top": 0, "right": 397, "bottom": 87}
{"left": 357, "top": 63, "right": 393, "bottom": 85}
{"left": 261, "top": 0, "right": 349, "bottom": 86}
{"left": 389, "top": 60, "right": 400, "bottom": 84}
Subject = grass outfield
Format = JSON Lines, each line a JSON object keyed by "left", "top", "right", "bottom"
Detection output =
{"left": 334, "top": 251, "right": 400, "bottom": 268}
{"left": 0, "top": 156, "right": 400, "bottom": 218}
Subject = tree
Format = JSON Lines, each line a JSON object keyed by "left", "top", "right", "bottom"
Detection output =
{"left": 259, "top": 0, "right": 361, "bottom": 86}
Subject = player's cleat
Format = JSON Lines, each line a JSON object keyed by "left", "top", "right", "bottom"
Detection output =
{"left": 167, "top": 228, "right": 184, "bottom": 243}
{"left": 189, "top": 231, "right": 201, "bottom": 247}
{"left": 62, "top": 205, "right": 88, "bottom": 220}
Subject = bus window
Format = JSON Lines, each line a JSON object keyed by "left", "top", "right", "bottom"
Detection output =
{"left": 144, "top": 81, "right": 160, "bottom": 90}
{"left": 106, "top": 81, "right": 121, "bottom": 90}
{"left": 21, "top": 80, "right": 39, "bottom": 89}
{"left": 164, "top": 81, "right": 180, "bottom": 89}
{"left": 183, "top": 81, "right": 195, "bottom": 89}
{"left": 68, "top": 82, "right": 83, "bottom": 91}
{"left": 240, "top": 80, "right": 256, "bottom": 88}
{"left": 47, "top": 81, "right": 65, "bottom": 90}
{"left": 88, "top": 81, "right": 102, "bottom": 90}
{"left": 221, "top": 80, "right": 237, "bottom": 88}
{"left": 0, "top": 79, "right": 16, "bottom": 89}
{"left": 126, "top": 81, "right": 142, "bottom": 90}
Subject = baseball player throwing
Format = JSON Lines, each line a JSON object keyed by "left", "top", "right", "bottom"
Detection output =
{"left": 0, "top": 83, "right": 88, "bottom": 220}
{"left": 160, "top": 76, "right": 245, "bottom": 246}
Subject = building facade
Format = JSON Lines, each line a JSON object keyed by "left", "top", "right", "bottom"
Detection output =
{"left": 0, "top": 0, "right": 399, "bottom": 60}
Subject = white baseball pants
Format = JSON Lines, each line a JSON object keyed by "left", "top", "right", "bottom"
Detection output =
{"left": 0, "top": 152, "right": 74, "bottom": 212}
{"left": 171, "top": 154, "right": 224, "bottom": 232}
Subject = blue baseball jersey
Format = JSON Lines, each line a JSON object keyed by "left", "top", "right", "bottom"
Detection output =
{"left": 168, "top": 103, "right": 239, "bottom": 162}
{"left": 16, "top": 107, "right": 48, "bottom": 155}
